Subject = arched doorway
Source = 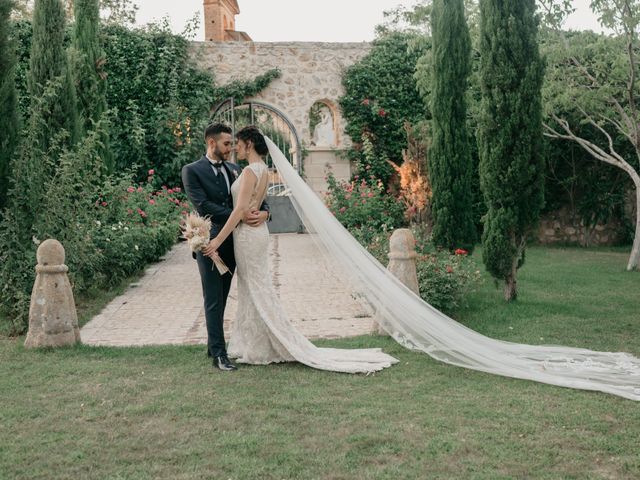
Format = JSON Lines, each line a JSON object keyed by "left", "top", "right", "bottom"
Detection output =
{"left": 211, "top": 98, "right": 304, "bottom": 233}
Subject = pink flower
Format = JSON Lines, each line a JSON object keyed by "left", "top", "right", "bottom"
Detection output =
{"left": 148, "top": 169, "right": 155, "bottom": 175}
{"left": 368, "top": 192, "right": 374, "bottom": 198}
{"left": 137, "top": 187, "right": 143, "bottom": 193}
{"left": 446, "top": 266, "right": 453, "bottom": 274}
{"left": 139, "top": 210, "right": 147, "bottom": 218}
{"left": 181, "top": 210, "right": 188, "bottom": 216}
{"left": 161, "top": 185, "right": 167, "bottom": 190}
{"left": 174, "top": 187, "right": 181, "bottom": 193}
{"left": 361, "top": 98, "right": 370, "bottom": 106}
{"left": 127, "top": 186, "right": 135, "bottom": 193}
{"left": 339, "top": 207, "right": 347, "bottom": 213}
{"left": 167, "top": 189, "right": 174, "bottom": 194}
{"left": 101, "top": 201, "right": 108, "bottom": 207}
{"left": 149, "top": 199, "right": 156, "bottom": 205}
{"left": 378, "top": 108, "right": 387, "bottom": 117}
{"left": 454, "top": 248, "right": 468, "bottom": 256}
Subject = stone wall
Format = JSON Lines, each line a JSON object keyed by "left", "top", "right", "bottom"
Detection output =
{"left": 190, "top": 41, "right": 371, "bottom": 192}
{"left": 537, "top": 207, "right": 625, "bottom": 246}
{"left": 191, "top": 41, "right": 371, "bottom": 146}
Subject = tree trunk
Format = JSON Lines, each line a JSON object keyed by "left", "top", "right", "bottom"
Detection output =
{"left": 504, "top": 256, "right": 518, "bottom": 301}
{"left": 627, "top": 176, "right": 640, "bottom": 271}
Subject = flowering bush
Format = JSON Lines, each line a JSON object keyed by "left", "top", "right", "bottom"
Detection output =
{"left": 90, "top": 171, "right": 187, "bottom": 286}
{"left": 412, "top": 230, "right": 481, "bottom": 314}
{"left": 324, "top": 169, "right": 406, "bottom": 232}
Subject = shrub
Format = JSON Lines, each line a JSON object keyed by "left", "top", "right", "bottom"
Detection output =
{"left": 415, "top": 248, "right": 481, "bottom": 314}
{"left": 324, "top": 169, "right": 406, "bottom": 232}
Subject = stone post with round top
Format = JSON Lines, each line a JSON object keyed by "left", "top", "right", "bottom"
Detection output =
{"left": 375, "top": 228, "right": 420, "bottom": 335}
{"left": 24, "top": 239, "right": 80, "bottom": 348}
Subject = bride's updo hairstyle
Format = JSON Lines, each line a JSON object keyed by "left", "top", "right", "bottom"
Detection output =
{"left": 236, "top": 126, "right": 269, "bottom": 156}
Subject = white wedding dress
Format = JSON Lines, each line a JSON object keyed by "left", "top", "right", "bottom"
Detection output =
{"left": 227, "top": 161, "right": 399, "bottom": 373}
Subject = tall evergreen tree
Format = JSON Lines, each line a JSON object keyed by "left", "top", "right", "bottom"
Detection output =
{"left": 478, "top": 0, "right": 545, "bottom": 301}
{"left": 72, "top": 0, "right": 106, "bottom": 130}
{"left": 429, "top": 0, "right": 476, "bottom": 251}
{"left": 0, "top": 0, "right": 19, "bottom": 211}
{"left": 29, "top": 0, "right": 79, "bottom": 150}
{"left": 72, "top": 0, "right": 111, "bottom": 170}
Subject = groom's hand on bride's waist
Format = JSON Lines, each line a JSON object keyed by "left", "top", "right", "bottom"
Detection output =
{"left": 244, "top": 210, "right": 268, "bottom": 227}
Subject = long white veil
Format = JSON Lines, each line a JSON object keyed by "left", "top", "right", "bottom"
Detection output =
{"left": 265, "top": 136, "right": 640, "bottom": 401}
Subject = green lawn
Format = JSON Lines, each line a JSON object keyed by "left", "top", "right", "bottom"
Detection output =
{"left": 1, "top": 246, "right": 639, "bottom": 479}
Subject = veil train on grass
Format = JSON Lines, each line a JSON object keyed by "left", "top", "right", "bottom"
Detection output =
{"left": 265, "top": 136, "right": 640, "bottom": 401}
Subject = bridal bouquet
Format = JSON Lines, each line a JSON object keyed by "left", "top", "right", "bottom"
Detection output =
{"left": 182, "top": 212, "right": 229, "bottom": 275}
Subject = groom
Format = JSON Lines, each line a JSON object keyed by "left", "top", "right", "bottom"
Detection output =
{"left": 182, "top": 123, "right": 270, "bottom": 371}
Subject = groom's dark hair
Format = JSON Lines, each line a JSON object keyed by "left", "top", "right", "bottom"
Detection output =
{"left": 205, "top": 123, "right": 232, "bottom": 141}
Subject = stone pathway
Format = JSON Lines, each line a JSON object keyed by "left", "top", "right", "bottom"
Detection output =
{"left": 81, "top": 234, "right": 377, "bottom": 347}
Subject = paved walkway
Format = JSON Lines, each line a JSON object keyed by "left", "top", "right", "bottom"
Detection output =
{"left": 81, "top": 234, "right": 377, "bottom": 347}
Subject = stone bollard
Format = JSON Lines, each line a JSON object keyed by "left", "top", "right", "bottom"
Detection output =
{"left": 374, "top": 228, "right": 420, "bottom": 335}
{"left": 24, "top": 239, "right": 80, "bottom": 348}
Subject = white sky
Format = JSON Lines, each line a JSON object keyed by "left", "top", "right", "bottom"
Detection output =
{"left": 133, "top": 0, "right": 604, "bottom": 42}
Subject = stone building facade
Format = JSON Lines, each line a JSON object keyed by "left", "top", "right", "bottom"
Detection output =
{"left": 190, "top": 40, "right": 372, "bottom": 193}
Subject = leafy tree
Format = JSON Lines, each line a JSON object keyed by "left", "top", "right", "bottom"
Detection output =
{"left": 28, "top": 0, "right": 79, "bottom": 150}
{"left": 542, "top": 0, "right": 640, "bottom": 269}
{"left": 339, "top": 32, "right": 427, "bottom": 185}
{"left": 13, "top": 0, "right": 137, "bottom": 23}
{"left": 478, "top": 0, "right": 545, "bottom": 301}
{"left": 429, "top": 0, "right": 476, "bottom": 251}
{"left": 0, "top": 0, "right": 20, "bottom": 211}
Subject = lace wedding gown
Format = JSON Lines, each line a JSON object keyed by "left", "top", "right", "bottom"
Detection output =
{"left": 227, "top": 161, "right": 398, "bottom": 373}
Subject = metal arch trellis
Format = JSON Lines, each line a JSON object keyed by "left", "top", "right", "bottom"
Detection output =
{"left": 211, "top": 98, "right": 303, "bottom": 175}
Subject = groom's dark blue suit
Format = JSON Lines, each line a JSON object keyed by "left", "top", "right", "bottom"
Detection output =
{"left": 181, "top": 156, "right": 268, "bottom": 358}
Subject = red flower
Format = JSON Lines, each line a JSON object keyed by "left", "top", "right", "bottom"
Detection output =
{"left": 148, "top": 169, "right": 155, "bottom": 175}
{"left": 378, "top": 108, "right": 386, "bottom": 117}
{"left": 454, "top": 248, "right": 468, "bottom": 256}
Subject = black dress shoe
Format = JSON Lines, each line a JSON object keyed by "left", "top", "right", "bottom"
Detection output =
{"left": 214, "top": 355, "right": 237, "bottom": 371}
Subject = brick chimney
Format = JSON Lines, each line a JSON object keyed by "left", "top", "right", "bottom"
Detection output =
{"left": 203, "top": 0, "right": 251, "bottom": 42}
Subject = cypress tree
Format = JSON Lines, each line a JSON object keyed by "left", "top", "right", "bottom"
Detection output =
{"left": 29, "top": 0, "right": 79, "bottom": 150}
{"left": 72, "top": 0, "right": 111, "bottom": 170}
{"left": 72, "top": 0, "right": 106, "bottom": 130}
{"left": 0, "top": 0, "right": 19, "bottom": 211}
{"left": 477, "top": 0, "right": 545, "bottom": 301}
{"left": 429, "top": 0, "right": 476, "bottom": 251}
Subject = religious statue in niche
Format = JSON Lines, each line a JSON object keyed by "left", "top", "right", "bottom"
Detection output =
{"left": 310, "top": 102, "right": 335, "bottom": 147}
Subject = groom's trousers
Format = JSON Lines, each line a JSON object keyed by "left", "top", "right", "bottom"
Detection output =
{"left": 195, "top": 237, "right": 236, "bottom": 358}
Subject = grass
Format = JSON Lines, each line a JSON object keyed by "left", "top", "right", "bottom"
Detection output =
{"left": 1, "top": 246, "right": 639, "bottom": 479}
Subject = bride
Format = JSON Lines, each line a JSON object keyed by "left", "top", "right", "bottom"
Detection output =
{"left": 203, "top": 126, "right": 398, "bottom": 373}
